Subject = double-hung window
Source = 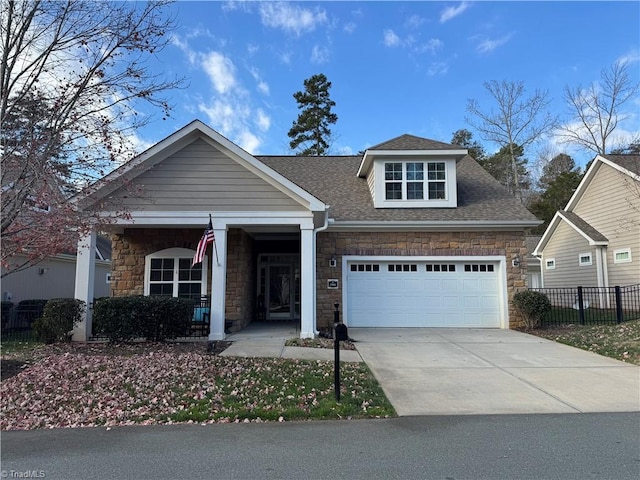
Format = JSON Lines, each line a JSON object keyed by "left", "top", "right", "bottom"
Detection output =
{"left": 384, "top": 161, "right": 446, "bottom": 201}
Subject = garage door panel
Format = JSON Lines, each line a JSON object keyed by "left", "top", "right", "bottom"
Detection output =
{"left": 347, "top": 260, "right": 502, "bottom": 328}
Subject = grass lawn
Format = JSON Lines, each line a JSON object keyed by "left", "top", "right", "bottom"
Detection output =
{"left": 528, "top": 319, "right": 640, "bottom": 366}
{"left": 0, "top": 342, "right": 395, "bottom": 430}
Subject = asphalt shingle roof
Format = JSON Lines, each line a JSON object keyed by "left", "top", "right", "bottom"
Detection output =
{"left": 559, "top": 210, "right": 608, "bottom": 242}
{"left": 259, "top": 154, "right": 540, "bottom": 223}
{"left": 367, "top": 134, "right": 462, "bottom": 151}
{"left": 601, "top": 154, "right": 640, "bottom": 176}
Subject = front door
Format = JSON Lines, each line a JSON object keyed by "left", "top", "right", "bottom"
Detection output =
{"left": 258, "top": 254, "right": 300, "bottom": 321}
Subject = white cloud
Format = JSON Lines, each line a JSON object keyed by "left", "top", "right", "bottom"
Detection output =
{"left": 440, "top": 2, "right": 470, "bottom": 23}
{"left": 255, "top": 109, "right": 271, "bottom": 131}
{"left": 617, "top": 48, "right": 640, "bottom": 66}
{"left": 428, "top": 62, "right": 449, "bottom": 76}
{"left": 406, "top": 14, "right": 426, "bottom": 29}
{"left": 383, "top": 29, "right": 401, "bottom": 47}
{"left": 259, "top": 2, "right": 327, "bottom": 36}
{"left": 237, "top": 130, "right": 261, "bottom": 153}
{"left": 248, "top": 67, "right": 270, "bottom": 95}
{"left": 475, "top": 34, "right": 513, "bottom": 54}
{"left": 417, "top": 39, "right": 444, "bottom": 55}
{"left": 343, "top": 21, "right": 356, "bottom": 34}
{"left": 201, "top": 51, "right": 237, "bottom": 94}
{"left": 311, "top": 45, "right": 330, "bottom": 64}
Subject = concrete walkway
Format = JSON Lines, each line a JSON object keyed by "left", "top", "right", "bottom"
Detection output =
{"left": 350, "top": 328, "right": 640, "bottom": 416}
{"left": 220, "top": 322, "right": 362, "bottom": 362}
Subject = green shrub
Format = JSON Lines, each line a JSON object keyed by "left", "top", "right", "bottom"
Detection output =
{"left": 32, "top": 298, "right": 85, "bottom": 343}
{"left": 15, "top": 299, "right": 48, "bottom": 327}
{"left": 93, "top": 296, "right": 193, "bottom": 343}
{"left": 1, "top": 301, "right": 13, "bottom": 329}
{"left": 513, "top": 290, "right": 551, "bottom": 330}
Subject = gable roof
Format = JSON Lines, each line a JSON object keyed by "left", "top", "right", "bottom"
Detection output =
{"left": 357, "top": 134, "right": 468, "bottom": 178}
{"left": 565, "top": 154, "right": 640, "bottom": 211}
{"left": 368, "top": 134, "right": 461, "bottom": 151}
{"left": 260, "top": 154, "right": 540, "bottom": 227}
{"left": 75, "top": 119, "right": 326, "bottom": 213}
{"left": 534, "top": 210, "right": 608, "bottom": 255}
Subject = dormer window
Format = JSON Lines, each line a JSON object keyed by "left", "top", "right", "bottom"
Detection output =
{"left": 384, "top": 161, "right": 447, "bottom": 201}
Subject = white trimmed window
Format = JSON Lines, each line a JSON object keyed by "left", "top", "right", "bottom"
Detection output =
{"left": 144, "top": 247, "right": 207, "bottom": 299}
{"left": 613, "top": 248, "right": 632, "bottom": 264}
{"left": 578, "top": 253, "right": 592, "bottom": 266}
{"left": 545, "top": 258, "right": 556, "bottom": 270}
{"left": 384, "top": 161, "right": 446, "bottom": 201}
{"left": 375, "top": 159, "right": 456, "bottom": 208}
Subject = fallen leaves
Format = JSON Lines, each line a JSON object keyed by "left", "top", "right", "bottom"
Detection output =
{"left": 1, "top": 344, "right": 394, "bottom": 430}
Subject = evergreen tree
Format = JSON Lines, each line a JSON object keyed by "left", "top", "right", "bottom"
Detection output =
{"left": 529, "top": 154, "right": 582, "bottom": 234}
{"left": 450, "top": 129, "right": 486, "bottom": 162}
{"left": 288, "top": 73, "right": 338, "bottom": 156}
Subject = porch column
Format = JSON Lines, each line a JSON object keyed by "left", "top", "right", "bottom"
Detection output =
{"left": 209, "top": 227, "right": 227, "bottom": 341}
{"left": 300, "top": 223, "right": 315, "bottom": 338}
{"left": 73, "top": 230, "right": 97, "bottom": 341}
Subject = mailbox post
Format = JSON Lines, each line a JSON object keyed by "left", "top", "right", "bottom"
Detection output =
{"left": 333, "top": 303, "right": 348, "bottom": 401}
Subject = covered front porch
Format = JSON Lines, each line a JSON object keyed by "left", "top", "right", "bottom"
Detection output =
{"left": 73, "top": 214, "right": 324, "bottom": 342}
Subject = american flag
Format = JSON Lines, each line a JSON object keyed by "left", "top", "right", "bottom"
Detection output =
{"left": 192, "top": 218, "right": 215, "bottom": 267}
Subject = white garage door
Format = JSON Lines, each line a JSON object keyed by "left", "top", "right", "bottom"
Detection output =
{"left": 346, "top": 259, "right": 503, "bottom": 328}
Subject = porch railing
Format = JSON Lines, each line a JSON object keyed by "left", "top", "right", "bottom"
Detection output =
{"left": 528, "top": 284, "right": 640, "bottom": 327}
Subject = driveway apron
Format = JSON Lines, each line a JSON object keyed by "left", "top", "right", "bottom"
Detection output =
{"left": 351, "top": 328, "right": 640, "bottom": 416}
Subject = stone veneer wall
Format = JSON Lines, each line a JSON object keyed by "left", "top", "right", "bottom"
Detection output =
{"left": 224, "top": 228, "right": 255, "bottom": 332}
{"left": 110, "top": 228, "right": 255, "bottom": 329}
{"left": 316, "top": 231, "right": 528, "bottom": 330}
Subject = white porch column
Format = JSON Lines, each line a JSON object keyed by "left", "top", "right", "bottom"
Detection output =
{"left": 300, "top": 224, "right": 315, "bottom": 338}
{"left": 209, "top": 227, "right": 227, "bottom": 341}
{"left": 73, "top": 230, "right": 97, "bottom": 341}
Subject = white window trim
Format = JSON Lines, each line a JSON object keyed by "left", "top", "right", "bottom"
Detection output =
{"left": 144, "top": 247, "right": 208, "bottom": 297}
{"left": 578, "top": 252, "right": 592, "bottom": 266}
{"left": 373, "top": 158, "right": 457, "bottom": 208}
{"left": 613, "top": 248, "right": 632, "bottom": 264}
{"left": 545, "top": 258, "right": 556, "bottom": 270}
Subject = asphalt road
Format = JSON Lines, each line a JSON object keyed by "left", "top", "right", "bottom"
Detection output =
{"left": 2, "top": 413, "right": 639, "bottom": 480}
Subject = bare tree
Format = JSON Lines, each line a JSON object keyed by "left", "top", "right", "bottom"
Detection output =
{"left": 1, "top": 0, "right": 183, "bottom": 275}
{"left": 557, "top": 61, "right": 639, "bottom": 156}
{"left": 466, "top": 80, "right": 558, "bottom": 202}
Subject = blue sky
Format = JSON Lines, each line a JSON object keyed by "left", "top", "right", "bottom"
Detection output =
{"left": 138, "top": 1, "right": 640, "bottom": 170}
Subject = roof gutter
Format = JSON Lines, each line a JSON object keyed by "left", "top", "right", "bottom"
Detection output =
{"left": 327, "top": 219, "right": 542, "bottom": 232}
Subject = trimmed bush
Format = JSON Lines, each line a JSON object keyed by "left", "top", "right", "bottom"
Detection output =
{"left": 15, "top": 299, "right": 48, "bottom": 327}
{"left": 513, "top": 290, "right": 551, "bottom": 330}
{"left": 93, "top": 296, "right": 193, "bottom": 343}
{"left": 33, "top": 298, "right": 85, "bottom": 343}
{"left": 1, "top": 301, "right": 13, "bottom": 329}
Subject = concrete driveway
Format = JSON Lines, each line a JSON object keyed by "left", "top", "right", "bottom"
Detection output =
{"left": 351, "top": 328, "right": 640, "bottom": 416}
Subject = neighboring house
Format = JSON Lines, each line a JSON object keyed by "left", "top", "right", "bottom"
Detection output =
{"left": 534, "top": 154, "right": 640, "bottom": 293}
{"left": 1, "top": 236, "right": 112, "bottom": 304}
{"left": 525, "top": 235, "right": 542, "bottom": 288}
{"left": 72, "top": 120, "right": 540, "bottom": 341}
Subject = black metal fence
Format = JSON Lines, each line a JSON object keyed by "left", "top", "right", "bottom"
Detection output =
{"left": 529, "top": 284, "right": 640, "bottom": 327}
{"left": 2, "top": 297, "right": 211, "bottom": 343}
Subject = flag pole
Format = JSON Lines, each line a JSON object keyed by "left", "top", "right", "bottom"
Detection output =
{"left": 210, "top": 214, "right": 220, "bottom": 266}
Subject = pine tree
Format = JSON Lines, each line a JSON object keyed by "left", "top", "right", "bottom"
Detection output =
{"left": 288, "top": 74, "right": 338, "bottom": 156}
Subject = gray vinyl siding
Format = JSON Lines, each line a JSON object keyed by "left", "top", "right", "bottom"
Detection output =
{"left": 366, "top": 168, "right": 375, "bottom": 200}
{"left": 542, "top": 221, "right": 598, "bottom": 288}
{"left": 1, "top": 256, "right": 111, "bottom": 304}
{"left": 112, "top": 139, "right": 306, "bottom": 212}
{"left": 573, "top": 163, "right": 640, "bottom": 286}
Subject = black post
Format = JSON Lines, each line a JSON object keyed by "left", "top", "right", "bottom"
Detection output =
{"left": 577, "top": 286, "right": 585, "bottom": 325}
{"left": 334, "top": 334, "right": 340, "bottom": 401}
{"left": 615, "top": 286, "right": 623, "bottom": 324}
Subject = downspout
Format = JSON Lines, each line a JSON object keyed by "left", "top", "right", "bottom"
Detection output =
{"left": 595, "top": 246, "right": 609, "bottom": 308}
{"left": 312, "top": 206, "right": 331, "bottom": 335}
